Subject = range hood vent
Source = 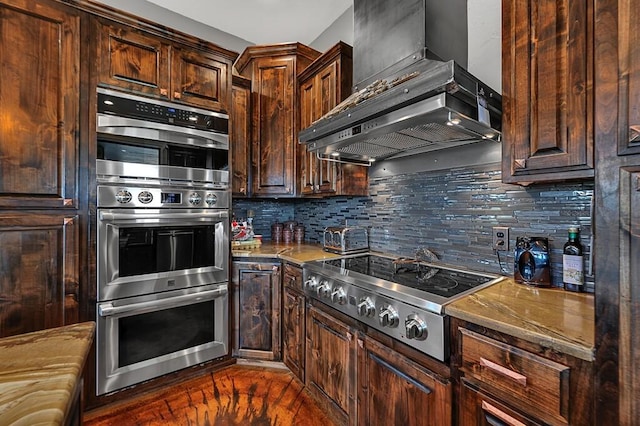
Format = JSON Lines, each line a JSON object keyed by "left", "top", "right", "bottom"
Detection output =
{"left": 299, "top": 0, "right": 502, "bottom": 164}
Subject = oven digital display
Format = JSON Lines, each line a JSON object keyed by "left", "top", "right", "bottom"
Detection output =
{"left": 161, "top": 192, "right": 182, "bottom": 204}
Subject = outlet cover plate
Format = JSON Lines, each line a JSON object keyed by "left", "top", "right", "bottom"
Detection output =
{"left": 492, "top": 226, "right": 509, "bottom": 251}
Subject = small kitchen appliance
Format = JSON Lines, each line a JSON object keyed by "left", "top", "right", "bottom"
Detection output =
{"left": 514, "top": 237, "right": 551, "bottom": 286}
{"left": 323, "top": 225, "right": 369, "bottom": 254}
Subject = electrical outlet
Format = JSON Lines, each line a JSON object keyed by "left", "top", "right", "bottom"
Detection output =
{"left": 492, "top": 226, "right": 509, "bottom": 251}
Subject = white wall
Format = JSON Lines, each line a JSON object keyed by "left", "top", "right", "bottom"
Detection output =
{"left": 468, "top": 0, "right": 502, "bottom": 92}
{"left": 310, "top": 5, "right": 354, "bottom": 52}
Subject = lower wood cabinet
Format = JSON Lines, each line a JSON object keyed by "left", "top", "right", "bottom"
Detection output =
{"left": 358, "top": 335, "right": 452, "bottom": 426}
{"left": 232, "top": 259, "right": 281, "bottom": 360}
{"left": 306, "top": 303, "right": 358, "bottom": 425}
{"left": 282, "top": 263, "right": 305, "bottom": 381}
{"left": 453, "top": 319, "right": 594, "bottom": 426}
{"left": 0, "top": 214, "right": 80, "bottom": 337}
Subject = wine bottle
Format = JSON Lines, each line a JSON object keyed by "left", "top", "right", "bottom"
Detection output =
{"left": 563, "top": 227, "right": 584, "bottom": 292}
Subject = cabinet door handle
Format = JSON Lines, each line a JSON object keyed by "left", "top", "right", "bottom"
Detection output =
{"left": 160, "top": 88, "right": 168, "bottom": 97}
{"left": 514, "top": 159, "right": 526, "bottom": 169}
{"left": 481, "top": 401, "right": 526, "bottom": 426}
{"left": 479, "top": 357, "right": 527, "bottom": 386}
{"left": 174, "top": 91, "right": 181, "bottom": 99}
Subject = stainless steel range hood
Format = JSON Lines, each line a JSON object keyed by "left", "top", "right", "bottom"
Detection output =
{"left": 298, "top": 0, "right": 502, "bottom": 164}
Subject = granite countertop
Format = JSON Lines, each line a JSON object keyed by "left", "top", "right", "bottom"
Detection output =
{"left": 446, "top": 278, "right": 595, "bottom": 361}
{"left": 0, "top": 322, "right": 95, "bottom": 425}
{"left": 232, "top": 242, "right": 340, "bottom": 264}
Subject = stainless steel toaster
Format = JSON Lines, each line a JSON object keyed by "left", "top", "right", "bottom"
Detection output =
{"left": 323, "top": 225, "right": 369, "bottom": 254}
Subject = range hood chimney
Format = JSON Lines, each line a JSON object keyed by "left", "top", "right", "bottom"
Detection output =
{"left": 299, "top": 0, "right": 502, "bottom": 164}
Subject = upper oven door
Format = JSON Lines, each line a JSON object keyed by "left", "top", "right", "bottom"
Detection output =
{"left": 97, "top": 208, "right": 229, "bottom": 301}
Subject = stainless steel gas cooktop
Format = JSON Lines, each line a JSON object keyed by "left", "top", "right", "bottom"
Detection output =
{"left": 302, "top": 252, "right": 504, "bottom": 361}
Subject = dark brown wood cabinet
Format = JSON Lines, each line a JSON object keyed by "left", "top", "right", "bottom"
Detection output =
{"left": 0, "top": 0, "right": 84, "bottom": 338}
{"left": 453, "top": 319, "right": 593, "bottom": 425}
{"left": 306, "top": 302, "right": 358, "bottom": 425}
{"left": 0, "top": 214, "right": 80, "bottom": 337}
{"left": 298, "top": 42, "right": 368, "bottom": 197}
{"left": 235, "top": 43, "right": 321, "bottom": 197}
{"left": 231, "top": 75, "right": 251, "bottom": 197}
{"left": 282, "top": 263, "right": 305, "bottom": 381}
{"left": 616, "top": 0, "right": 640, "bottom": 156}
{"left": 232, "top": 260, "right": 281, "bottom": 360}
{"left": 0, "top": 0, "right": 80, "bottom": 210}
{"left": 97, "top": 20, "right": 233, "bottom": 112}
{"left": 357, "top": 335, "right": 452, "bottom": 426}
{"left": 502, "top": 0, "right": 595, "bottom": 184}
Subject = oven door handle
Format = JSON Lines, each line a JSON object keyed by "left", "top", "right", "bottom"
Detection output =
{"left": 98, "top": 286, "right": 228, "bottom": 317}
{"left": 99, "top": 210, "right": 229, "bottom": 222}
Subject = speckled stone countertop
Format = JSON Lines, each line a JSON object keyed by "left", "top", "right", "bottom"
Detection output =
{"left": 446, "top": 278, "right": 594, "bottom": 361}
{"left": 0, "top": 322, "right": 95, "bottom": 425}
{"left": 232, "top": 242, "right": 340, "bottom": 264}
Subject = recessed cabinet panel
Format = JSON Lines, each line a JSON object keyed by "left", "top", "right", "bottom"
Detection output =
{"left": 0, "top": 0, "right": 79, "bottom": 208}
{"left": 172, "top": 49, "right": 229, "bottom": 112}
{"left": 100, "top": 23, "right": 170, "bottom": 97}
{"left": 0, "top": 214, "right": 79, "bottom": 338}
{"left": 617, "top": 0, "right": 640, "bottom": 155}
{"left": 231, "top": 76, "right": 251, "bottom": 197}
{"left": 502, "top": 0, "right": 594, "bottom": 183}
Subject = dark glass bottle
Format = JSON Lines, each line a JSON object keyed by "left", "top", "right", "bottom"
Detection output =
{"left": 563, "top": 227, "right": 584, "bottom": 292}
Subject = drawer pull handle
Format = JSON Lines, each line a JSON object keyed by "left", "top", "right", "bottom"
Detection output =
{"left": 480, "top": 357, "right": 527, "bottom": 386}
{"left": 481, "top": 401, "right": 526, "bottom": 426}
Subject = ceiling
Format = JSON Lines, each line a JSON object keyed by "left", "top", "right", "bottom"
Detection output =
{"left": 145, "top": 0, "right": 352, "bottom": 45}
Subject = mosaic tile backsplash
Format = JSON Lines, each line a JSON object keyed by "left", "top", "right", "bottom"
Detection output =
{"left": 233, "top": 163, "right": 594, "bottom": 290}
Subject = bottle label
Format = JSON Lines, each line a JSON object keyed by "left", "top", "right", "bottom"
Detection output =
{"left": 563, "top": 254, "right": 584, "bottom": 285}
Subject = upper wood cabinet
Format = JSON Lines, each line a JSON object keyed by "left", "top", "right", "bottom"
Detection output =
{"left": 235, "top": 43, "right": 321, "bottom": 197}
{"left": 616, "top": 0, "right": 640, "bottom": 155}
{"left": 502, "top": 0, "right": 595, "bottom": 184}
{"left": 0, "top": 0, "right": 80, "bottom": 209}
{"left": 97, "top": 20, "right": 234, "bottom": 112}
{"left": 231, "top": 75, "right": 251, "bottom": 197}
{"left": 298, "top": 42, "right": 368, "bottom": 197}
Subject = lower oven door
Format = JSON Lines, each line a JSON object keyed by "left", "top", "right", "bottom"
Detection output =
{"left": 96, "top": 283, "right": 228, "bottom": 395}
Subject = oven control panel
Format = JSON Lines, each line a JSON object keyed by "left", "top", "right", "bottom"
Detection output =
{"left": 98, "top": 185, "right": 230, "bottom": 209}
{"left": 303, "top": 271, "right": 447, "bottom": 362}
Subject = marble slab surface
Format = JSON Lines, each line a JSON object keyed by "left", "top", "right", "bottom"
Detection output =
{"left": 446, "top": 279, "right": 594, "bottom": 361}
{"left": 232, "top": 242, "right": 339, "bottom": 264}
{"left": 0, "top": 322, "right": 95, "bottom": 425}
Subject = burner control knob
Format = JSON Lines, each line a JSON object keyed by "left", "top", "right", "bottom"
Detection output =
{"left": 357, "top": 298, "right": 375, "bottom": 317}
{"left": 317, "top": 281, "right": 331, "bottom": 299}
{"left": 378, "top": 306, "right": 399, "bottom": 328}
{"left": 405, "top": 314, "right": 428, "bottom": 340}
{"left": 188, "top": 192, "right": 202, "bottom": 206}
{"left": 205, "top": 193, "right": 218, "bottom": 206}
{"left": 115, "top": 189, "right": 132, "bottom": 204}
{"left": 331, "top": 287, "right": 347, "bottom": 305}
{"left": 304, "top": 276, "right": 318, "bottom": 291}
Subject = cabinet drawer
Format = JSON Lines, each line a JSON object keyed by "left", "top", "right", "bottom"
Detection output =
{"left": 459, "top": 328, "right": 570, "bottom": 424}
{"left": 283, "top": 263, "right": 303, "bottom": 291}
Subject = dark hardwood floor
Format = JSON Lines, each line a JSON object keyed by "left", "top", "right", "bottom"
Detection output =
{"left": 84, "top": 364, "right": 338, "bottom": 426}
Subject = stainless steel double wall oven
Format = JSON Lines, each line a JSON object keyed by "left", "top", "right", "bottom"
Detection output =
{"left": 95, "top": 88, "right": 230, "bottom": 395}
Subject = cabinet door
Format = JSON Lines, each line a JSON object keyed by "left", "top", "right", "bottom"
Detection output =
{"left": 617, "top": 0, "right": 640, "bottom": 155}
{"left": 358, "top": 336, "right": 451, "bottom": 426}
{"left": 232, "top": 261, "right": 281, "bottom": 360}
{"left": 300, "top": 78, "right": 319, "bottom": 196}
{"left": 251, "top": 56, "right": 297, "bottom": 197}
{"left": 98, "top": 21, "right": 170, "bottom": 98}
{"left": 502, "top": 0, "right": 594, "bottom": 183}
{"left": 306, "top": 304, "right": 356, "bottom": 425}
{"left": 0, "top": 0, "right": 80, "bottom": 209}
{"left": 0, "top": 214, "right": 79, "bottom": 338}
{"left": 171, "top": 48, "right": 230, "bottom": 112}
{"left": 282, "top": 286, "right": 305, "bottom": 381}
{"left": 460, "top": 380, "right": 542, "bottom": 426}
{"left": 232, "top": 78, "right": 251, "bottom": 197}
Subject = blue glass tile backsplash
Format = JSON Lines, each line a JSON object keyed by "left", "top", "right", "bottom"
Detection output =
{"left": 233, "top": 163, "right": 594, "bottom": 290}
